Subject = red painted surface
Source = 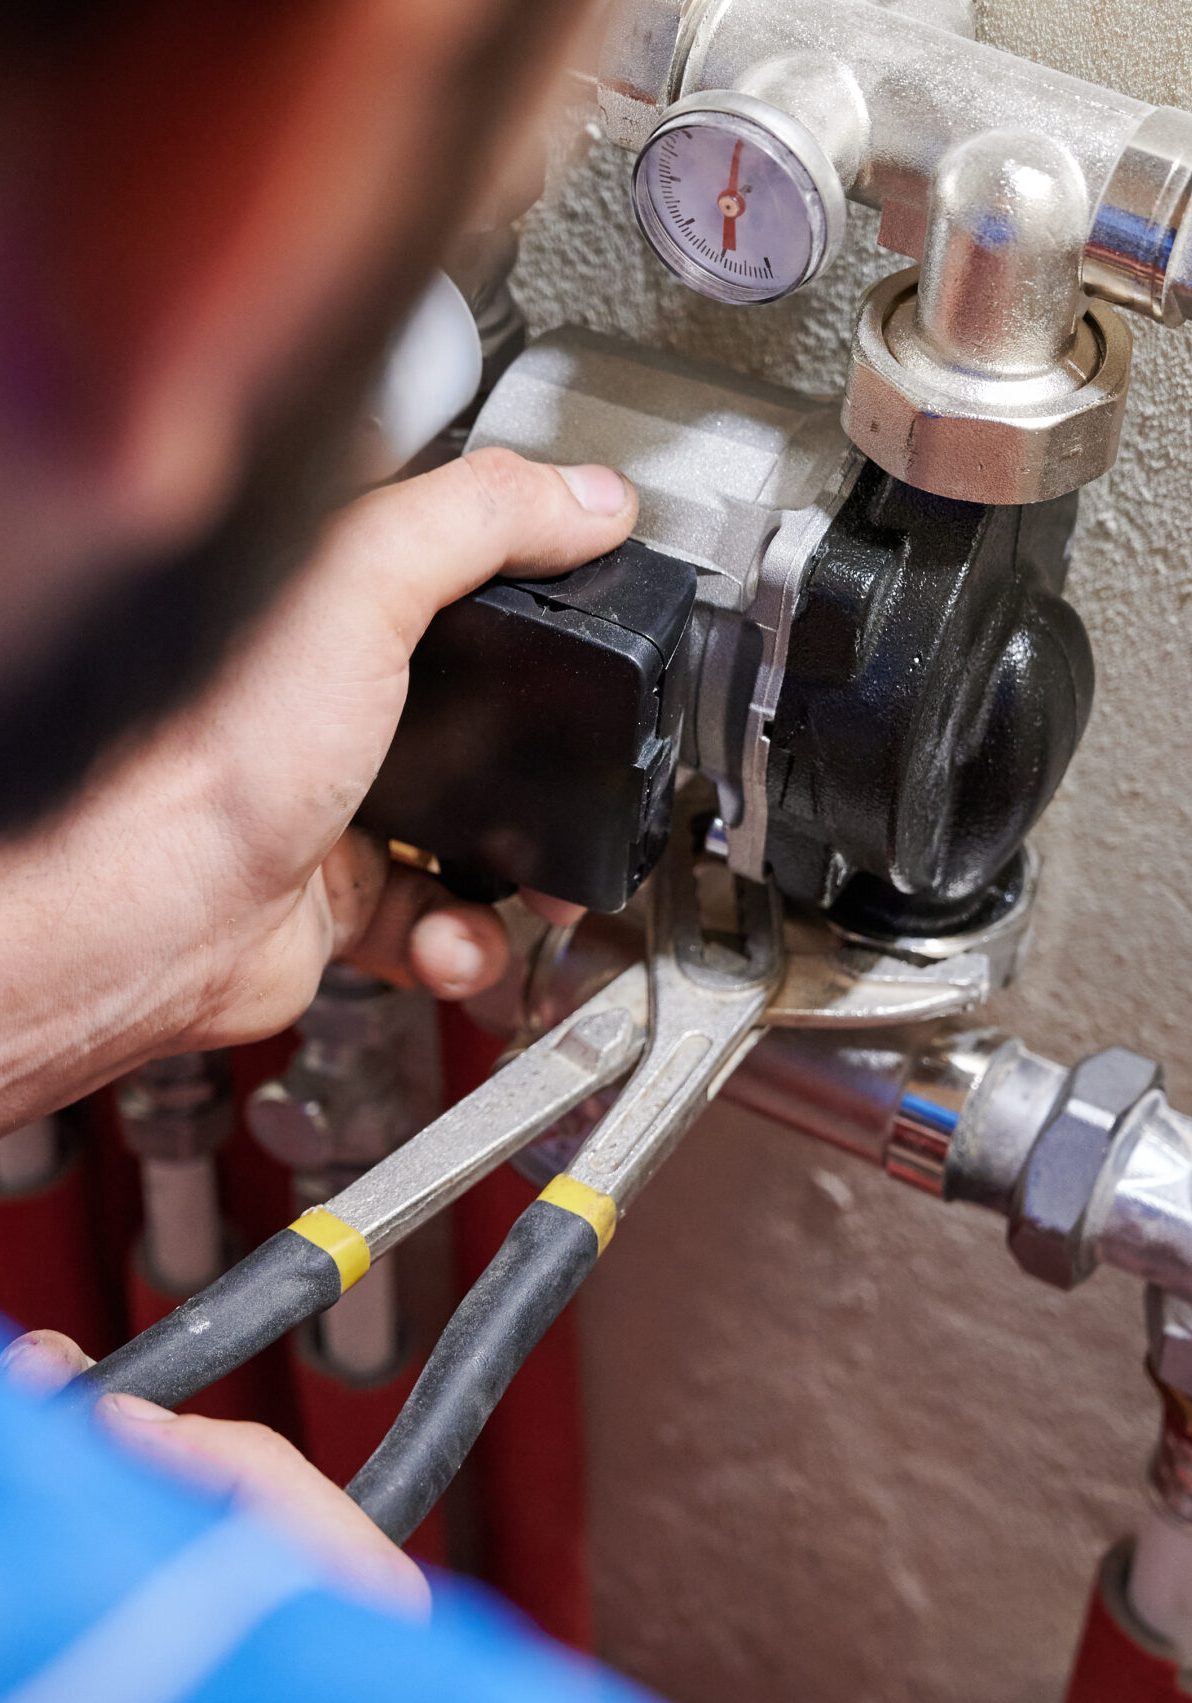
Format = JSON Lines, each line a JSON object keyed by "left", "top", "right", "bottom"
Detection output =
{"left": 1067, "top": 1549, "right": 1190, "bottom": 1703}
{"left": 441, "top": 1003, "right": 593, "bottom": 1651}
{"left": 0, "top": 1143, "right": 114, "bottom": 1354}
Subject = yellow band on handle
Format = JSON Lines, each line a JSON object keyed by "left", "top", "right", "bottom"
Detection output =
{"left": 289, "top": 1207, "right": 371, "bottom": 1292}
{"left": 538, "top": 1175, "right": 618, "bottom": 1256}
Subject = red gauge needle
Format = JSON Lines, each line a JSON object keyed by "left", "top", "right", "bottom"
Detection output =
{"left": 717, "top": 140, "right": 745, "bottom": 252}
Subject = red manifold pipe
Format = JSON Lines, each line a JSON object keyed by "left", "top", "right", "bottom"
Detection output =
{"left": 0, "top": 1128, "right": 116, "bottom": 1356}
{"left": 1067, "top": 1544, "right": 1190, "bottom": 1702}
{"left": 288, "top": 1341, "right": 447, "bottom": 1565}
{"left": 0, "top": 1012, "right": 586, "bottom": 1617}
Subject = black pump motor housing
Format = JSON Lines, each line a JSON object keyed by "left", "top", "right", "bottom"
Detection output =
{"left": 360, "top": 459, "right": 1092, "bottom": 924}
{"left": 358, "top": 539, "right": 697, "bottom": 912}
{"left": 764, "top": 463, "right": 1093, "bottom": 928}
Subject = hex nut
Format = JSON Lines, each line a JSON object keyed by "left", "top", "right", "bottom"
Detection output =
{"left": 1008, "top": 1047, "right": 1162, "bottom": 1290}
{"left": 842, "top": 269, "right": 1132, "bottom": 505}
{"left": 117, "top": 1055, "right": 233, "bottom": 1161}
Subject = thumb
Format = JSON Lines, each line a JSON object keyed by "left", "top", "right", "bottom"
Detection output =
{"left": 97, "top": 1397, "right": 429, "bottom": 1614}
{"left": 332, "top": 447, "right": 638, "bottom": 657}
{"left": 0, "top": 1330, "right": 95, "bottom": 1393}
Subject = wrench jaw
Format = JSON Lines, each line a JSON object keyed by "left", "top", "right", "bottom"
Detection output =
{"left": 564, "top": 783, "right": 786, "bottom": 1218}
{"left": 656, "top": 783, "right": 781, "bottom": 993}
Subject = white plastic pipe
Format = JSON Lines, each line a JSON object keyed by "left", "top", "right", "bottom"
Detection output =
{"left": 373, "top": 272, "right": 483, "bottom": 469}
{"left": 1129, "top": 1500, "right": 1192, "bottom": 1659}
{"left": 141, "top": 1156, "right": 223, "bottom": 1296}
{"left": 318, "top": 1260, "right": 400, "bottom": 1383}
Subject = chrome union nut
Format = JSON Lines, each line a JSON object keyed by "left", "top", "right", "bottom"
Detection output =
{"left": 1008, "top": 1047, "right": 1162, "bottom": 1290}
{"left": 843, "top": 270, "right": 1132, "bottom": 505}
{"left": 598, "top": 0, "right": 686, "bottom": 150}
{"left": 117, "top": 1054, "right": 233, "bottom": 1160}
{"left": 1147, "top": 1287, "right": 1192, "bottom": 1399}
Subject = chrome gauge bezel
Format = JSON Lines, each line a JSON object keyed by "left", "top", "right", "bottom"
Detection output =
{"left": 631, "top": 90, "right": 846, "bottom": 306}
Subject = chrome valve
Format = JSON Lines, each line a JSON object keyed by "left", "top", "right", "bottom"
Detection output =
{"left": 598, "top": 0, "right": 1192, "bottom": 502}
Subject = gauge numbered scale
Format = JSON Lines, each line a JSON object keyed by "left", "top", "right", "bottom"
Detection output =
{"left": 632, "top": 91, "right": 845, "bottom": 305}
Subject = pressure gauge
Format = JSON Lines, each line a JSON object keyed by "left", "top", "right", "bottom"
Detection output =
{"left": 632, "top": 91, "right": 846, "bottom": 306}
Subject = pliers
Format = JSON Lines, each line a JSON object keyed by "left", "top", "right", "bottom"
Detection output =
{"left": 82, "top": 785, "right": 784, "bottom": 1542}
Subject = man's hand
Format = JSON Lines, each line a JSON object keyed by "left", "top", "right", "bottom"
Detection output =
{"left": 0, "top": 451, "right": 637, "bottom": 1129}
{"left": 1, "top": 1330, "right": 428, "bottom": 1613}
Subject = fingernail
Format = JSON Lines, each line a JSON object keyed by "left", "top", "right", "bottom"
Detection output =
{"left": 412, "top": 913, "right": 488, "bottom": 993}
{"left": 98, "top": 1392, "right": 177, "bottom": 1426}
{"left": 0, "top": 1336, "right": 82, "bottom": 1393}
{"left": 556, "top": 464, "right": 629, "bottom": 516}
{"left": 0, "top": 1341, "right": 44, "bottom": 1387}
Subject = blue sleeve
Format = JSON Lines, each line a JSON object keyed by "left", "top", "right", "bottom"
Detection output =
{"left": 0, "top": 1361, "right": 655, "bottom": 1703}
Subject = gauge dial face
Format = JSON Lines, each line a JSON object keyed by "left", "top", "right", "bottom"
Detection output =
{"left": 633, "top": 105, "right": 827, "bottom": 305}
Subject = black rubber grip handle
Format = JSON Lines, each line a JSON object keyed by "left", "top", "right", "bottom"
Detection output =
{"left": 347, "top": 1199, "right": 599, "bottom": 1544}
{"left": 78, "top": 1229, "right": 343, "bottom": 1409}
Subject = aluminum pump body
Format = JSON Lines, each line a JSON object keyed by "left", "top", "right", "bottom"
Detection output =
{"left": 362, "top": 331, "right": 1092, "bottom": 932}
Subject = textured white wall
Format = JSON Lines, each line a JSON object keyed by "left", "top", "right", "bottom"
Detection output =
{"left": 512, "top": 9, "right": 1192, "bottom": 1698}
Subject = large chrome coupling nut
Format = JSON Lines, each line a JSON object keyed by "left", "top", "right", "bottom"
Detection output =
{"left": 1008, "top": 1047, "right": 1163, "bottom": 1290}
{"left": 844, "top": 271, "right": 1131, "bottom": 504}
{"left": 843, "top": 131, "right": 1133, "bottom": 504}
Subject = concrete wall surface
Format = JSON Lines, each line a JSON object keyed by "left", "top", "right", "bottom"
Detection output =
{"left": 512, "top": 7, "right": 1192, "bottom": 1698}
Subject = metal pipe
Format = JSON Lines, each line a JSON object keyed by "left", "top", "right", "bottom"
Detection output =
{"left": 597, "top": 0, "right": 1187, "bottom": 503}
{"left": 601, "top": 0, "right": 1192, "bottom": 323}
{"left": 1127, "top": 1498, "right": 1192, "bottom": 1662}
{"left": 672, "top": 0, "right": 1192, "bottom": 322}
{"left": 1127, "top": 1290, "right": 1192, "bottom": 1659}
{"left": 698, "top": 0, "right": 1144, "bottom": 211}
{"left": 501, "top": 908, "right": 1006, "bottom": 1185}
{"left": 1097, "top": 1102, "right": 1192, "bottom": 1300}
{"left": 477, "top": 906, "right": 1192, "bottom": 1299}
{"left": 118, "top": 1053, "right": 232, "bottom": 1297}
{"left": 724, "top": 1021, "right": 1014, "bottom": 1200}
{"left": 723, "top": 1026, "right": 911, "bottom": 1168}
{"left": 912, "top": 131, "right": 1088, "bottom": 380}
{"left": 944, "top": 1040, "right": 1067, "bottom": 1214}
